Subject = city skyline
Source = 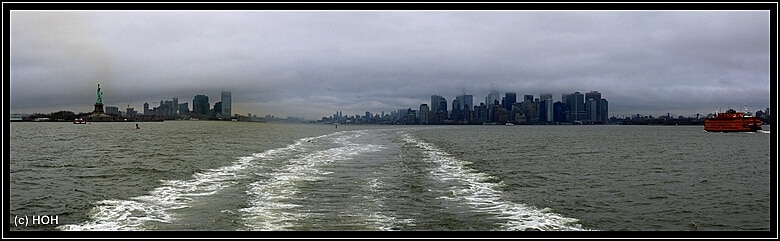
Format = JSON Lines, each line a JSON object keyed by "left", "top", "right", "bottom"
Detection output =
{"left": 9, "top": 8, "right": 773, "bottom": 120}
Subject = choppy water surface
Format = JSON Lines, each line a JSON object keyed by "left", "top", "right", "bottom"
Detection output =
{"left": 9, "top": 121, "right": 771, "bottom": 233}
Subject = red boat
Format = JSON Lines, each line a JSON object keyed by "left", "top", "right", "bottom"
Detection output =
{"left": 704, "top": 109, "right": 762, "bottom": 132}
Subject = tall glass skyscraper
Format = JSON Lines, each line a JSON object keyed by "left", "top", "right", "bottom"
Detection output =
{"left": 585, "top": 91, "right": 602, "bottom": 122}
{"left": 565, "top": 92, "right": 585, "bottom": 121}
{"left": 419, "top": 104, "right": 429, "bottom": 124}
{"left": 173, "top": 97, "right": 178, "bottom": 115}
{"left": 504, "top": 92, "right": 516, "bottom": 112}
{"left": 431, "top": 95, "right": 445, "bottom": 113}
{"left": 221, "top": 91, "right": 231, "bottom": 119}
{"left": 193, "top": 95, "right": 210, "bottom": 116}
{"left": 462, "top": 94, "right": 473, "bottom": 111}
{"left": 540, "top": 93, "right": 553, "bottom": 123}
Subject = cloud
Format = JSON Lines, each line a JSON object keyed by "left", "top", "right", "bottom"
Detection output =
{"left": 10, "top": 10, "right": 772, "bottom": 119}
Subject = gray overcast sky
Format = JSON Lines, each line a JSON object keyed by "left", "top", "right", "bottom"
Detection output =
{"left": 10, "top": 10, "right": 772, "bottom": 120}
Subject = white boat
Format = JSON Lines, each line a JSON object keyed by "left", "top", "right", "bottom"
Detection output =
{"left": 505, "top": 123, "right": 514, "bottom": 126}
{"left": 73, "top": 118, "right": 86, "bottom": 124}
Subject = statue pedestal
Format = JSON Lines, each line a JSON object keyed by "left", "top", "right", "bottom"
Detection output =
{"left": 94, "top": 103, "right": 104, "bottom": 114}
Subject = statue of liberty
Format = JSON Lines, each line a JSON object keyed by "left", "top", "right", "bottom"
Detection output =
{"left": 96, "top": 83, "right": 103, "bottom": 104}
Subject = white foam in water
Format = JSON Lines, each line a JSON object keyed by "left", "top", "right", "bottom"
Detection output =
{"left": 241, "top": 130, "right": 387, "bottom": 230}
{"left": 401, "top": 133, "right": 590, "bottom": 231}
{"left": 59, "top": 132, "right": 342, "bottom": 231}
{"left": 361, "top": 176, "right": 417, "bottom": 231}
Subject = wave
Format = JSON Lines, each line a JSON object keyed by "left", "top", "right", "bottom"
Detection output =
{"left": 240, "top": 130, "right": 388, "bottom": 230}
{"left": 400, "top": 132, "right": 589, "bottom": 231}
{"left": 58, "top": 131, "right": 345, "bottom": 231}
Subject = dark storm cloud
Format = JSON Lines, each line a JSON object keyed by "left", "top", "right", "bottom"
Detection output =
{"left": 10, "top": 10, "right": 771, "bottom": 119}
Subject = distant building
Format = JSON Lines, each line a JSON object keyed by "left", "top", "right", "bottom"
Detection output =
{"left": 462, "top": 95, "right": 473, "bottom": 112}
{"left": 125, "top": 107, "right": 136, "bottom": 116}
{"left": 601, "top": 98, "right": 609, "bottom": 123}
{"left": 540, "top": 94, "right": 553, "bottom": 123}
{"left": 105, "top": 106, "right": 120, "bottom": 115}
{"left": 492, "top": 99, "right": 508, "bottom": 124}
{"left": 178, "top": 103, "right": 189, "bottom": 115}
{"left": 430, "top": 95, "right": 447, "bottom": 124}
{"left": 524, "top": 94, "right": 534, "bottom": 103}
{"left": 143, "top": 102, "right": 150, "bottom": 115}
{"left": 213, "top": 101, "right": 222, "bottom": 118}
{"left": 420, "top": 104, "right": 430, "bottom": 124}
{"left": 475, "top": 103, "right": 487, "bottom": 123}
{"left": 585, "top": 91, "right": 602, "bottom": 122}
{"left": 173, "top": 97, "right": 179, "bottom": 115}
{"left": 553, "top": 101, "right": 568, "bottom": 123}
{"left": 486, "top": 90, "right": 500, "bottom": 122}
{"left": 163, "top": 100, "right": 174, "bottom": 116}
{"left": 430, "top": 95, "right": 445, "bottom": 114}
{"left": 221, "top": 91, "right": 231, "bottom": 119}
{"left": 587, "top": 99, "right": 599, "bottom": 122}
{"left": 450, "top": 94, "right": 474, "bottom": 123}
{"left": 519, "top": 99, "right": 540, "bottom": 124}
{"left": 452, "top": 96, "right": 462, "bottom": 121}
{"left": 193, "top": 95, "right": 210, "bottom": 116}
{"left": 403, "top": 108, "right": 417, "bottom": 124}
{"left": 504, "top": 92, "right": 516, "bottom": 113}
{"left": 564, "top": 92, "right": 586, "bottom": 122}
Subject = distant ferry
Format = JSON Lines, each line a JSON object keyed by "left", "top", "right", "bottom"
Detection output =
{"left": 73, "top": 118, "right": 86, "bottom": 124}
{"left": 704, "top": 109, "right": 762, "bottom": 132}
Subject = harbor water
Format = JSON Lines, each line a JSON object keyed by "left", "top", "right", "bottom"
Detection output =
{"left": 8, "top": 121, "right": 772, "bottom": 234}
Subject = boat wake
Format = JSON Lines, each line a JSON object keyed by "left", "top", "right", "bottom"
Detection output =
{"left": 59, "top": 131, "right": 345, "bottom": 231}
{"left": 61, "top": 128, "right": 592, "bottom": 231}
{"left": 400, "top": 132, "right": 589, "bottom": 231}
{"left": 240, "top": 130, "right": 385, "bottom": 230}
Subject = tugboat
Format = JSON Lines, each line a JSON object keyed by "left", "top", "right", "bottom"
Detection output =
{"left": 704, "top": 107, "right": 762, "bottom": 132}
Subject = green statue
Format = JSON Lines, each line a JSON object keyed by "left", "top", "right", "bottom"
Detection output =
{"left": 96, "top": 83, "right": 102, "bottom": 104}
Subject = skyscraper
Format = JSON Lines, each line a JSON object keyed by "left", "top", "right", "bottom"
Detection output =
{"left": 553, "top": 101, "right": 567, "bottom": 123}
{"left": 193, "top": 95, "right": 210, "bottom": 116}
{"left": 462, "top": 94, "right": 473, "bottom": 111}
{"left": 213, "top": 101, "right": 222, "bottom": 118}
{"left": 565, "top": 92, "right": 585, "bottom": 121}
{"left": 430, "top": 95, "right": 447, "bottom": 123}
{"left": 524, "top": 95, "right": 534, "bottom": 103}
{"left": 504, "top": 92, "right": 516, "bottom": 112}
{"left": 178, "top": 103, "right": 189, "bottom": 114}
{"left": 486, "top": 90, "right": 500, "bottom": 122}
{"left": 585, "top": 91, "right": 602, "bottom": 122}
{"left": 431, "top": 95, "right": 444, "bottom": 114}
{"left": 601, "top": 98, "right": 609, "bottom": 123}
{"left": 487, "top": 90, "right": 500, "bottom": 106}
{"left": 438, "top": 98, "right": 447, "bottom": 123}
{"left": 419, "top": 104, "right": 429, "bottom": 124}
{"left": 163, "top": 100, "right": 174, "bottom": 116}
{"left": 452, "top": 96, "right": 462, "bottom": 121}
{"left": 221, "top": 91, "right": 232, "bottom": 119}
{"left": 540, "top": 94, "right": 553, "bottom": 123}
{"left": 173, "top": 97, "right": 178, "bottom": 115}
